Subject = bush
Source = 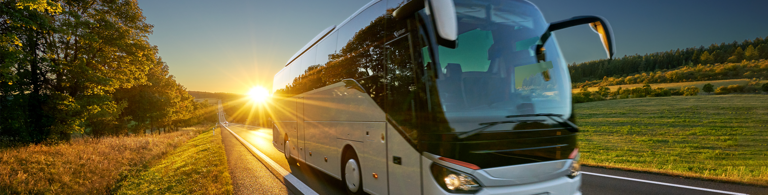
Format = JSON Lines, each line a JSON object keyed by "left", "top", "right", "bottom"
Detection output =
{"left": 726, "top": 85, "right": 744, "bottom": 93}
{"left": 683, "top": 86, "right": 699, "bottom": 96}
{"left": 763, "top": 83, "right": 768, "bottom": 93}
{"left": 670, "top": 89, "right": 684, "bottom": 96}
{"left": 573, "top": 92, "right": 591, "bottom": 103}
{"left": 743, "top": 85, "right": 760, "bottom": 93}
{"left": 715, "top": 86, "right": 730, "bottom": 95}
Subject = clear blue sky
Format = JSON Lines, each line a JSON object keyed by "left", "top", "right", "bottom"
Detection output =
{"left": 136, "top": 0, "right": 768, "bottom": 94}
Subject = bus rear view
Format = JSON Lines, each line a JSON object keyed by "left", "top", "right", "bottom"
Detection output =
{"left": 270, "top": 0, "right": 614, "bottom": 194}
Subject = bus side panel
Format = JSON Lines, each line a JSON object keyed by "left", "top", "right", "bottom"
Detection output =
{"left": 388, "top": 123, "right": 423, "bottom": 195}
{"left": 360, "top": 122, "right": 387, "bottom": 195}
{"left": 271, "top": 92, "right": 295, "bottom": 154}
{"left": 303, "top": 121, "right": 343, "bottom": 179}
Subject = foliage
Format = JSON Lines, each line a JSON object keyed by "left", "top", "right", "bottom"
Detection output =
{"left": 573, "top": 59, "right": 768, "bottom": 89}
{"left": 576, "top": 95, "right": 768, "bottom": 186}
{"left": 0, "top": 130, "right": 198, "bottom": 194}
{"left": 763, "top": 83, "right": 768, "bottom": 93}
{"left": 114, "top": 127, "right": 232, "bottom": 195}
{"left": 569, "top": 35, "right": 768, "bottom": 83}
{"left": 682, "top": 86, "right": 699, "bottom": 96}
{"left": 702, "top": 83, "right": 714, "bottom": 94}
{"left": 0, "top": 0, "right": 211, "bottom": 143}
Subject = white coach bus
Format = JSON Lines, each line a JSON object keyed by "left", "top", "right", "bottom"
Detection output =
{"left": 270, "top": 0, "right": 615, "bottom": 194}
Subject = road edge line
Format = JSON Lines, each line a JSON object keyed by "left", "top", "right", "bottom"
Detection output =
{"left": 582, "top": 171, "right": 748, "bottom": 195}
{"left": 220, "top": 123, "right": 319, "bottom": 195}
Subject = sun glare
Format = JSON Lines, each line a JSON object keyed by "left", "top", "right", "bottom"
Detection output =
{"left": 247, "top": 86, "right": 270, "bottom": 102}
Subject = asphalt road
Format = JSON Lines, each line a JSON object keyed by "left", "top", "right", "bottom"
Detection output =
{"left": 223, "top": 122, "right": 767, "bottom": 195}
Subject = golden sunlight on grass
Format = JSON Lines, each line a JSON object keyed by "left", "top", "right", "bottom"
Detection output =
{"left": 247, "top": 86, "right": 270, "bottom": 103}
{"left": 0, "top": 129, "right": 201, "bottom": 194}
{"left": 114, "top": 127, "right": 233, "bottom": 194}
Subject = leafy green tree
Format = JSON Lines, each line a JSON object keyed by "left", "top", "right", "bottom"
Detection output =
{"left": 702, "top": 83, "right": 714, "bottom": 94}
{"left": 700, "top": 51, "right": 713, "bottom": 65}
{"left": 744, "top": 45, "right": 759, "bottom": 61}
{"left": 757, "top": 44, "right": 768, "bottom": 59}
{"left": 727, "top": 47, "right": 745, "bottom": 63}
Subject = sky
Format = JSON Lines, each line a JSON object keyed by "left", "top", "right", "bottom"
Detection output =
{"left": 136, "top": 0, "right": 768, "bottom": 94}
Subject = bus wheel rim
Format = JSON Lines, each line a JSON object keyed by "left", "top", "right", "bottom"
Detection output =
{"left": 345, "top": 159, "right": 360, "bottom": 192}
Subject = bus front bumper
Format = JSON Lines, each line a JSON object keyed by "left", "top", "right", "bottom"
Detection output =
{"left": 474, "top": 175, "right": 581, "bottom": 195}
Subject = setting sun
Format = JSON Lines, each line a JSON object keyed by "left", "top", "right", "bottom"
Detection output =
{"left": 247, "top": 86, "right": 270, "bottom": 102}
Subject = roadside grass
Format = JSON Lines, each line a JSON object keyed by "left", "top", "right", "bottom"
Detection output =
{"left": 0, "top": 130, "right": 199, "bottom": 194}
{"left": 576, "top": 94, "right": 768, "bottom": 186}
{"left": 113, "top": 127, "right": 233, "bottom": 195}
{"left": 571, "top": 78, "right": 768, "bottom": 94}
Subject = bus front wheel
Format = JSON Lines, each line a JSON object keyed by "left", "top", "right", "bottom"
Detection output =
{"left": 342, "top": 150, "right": 363, "bottom": 195}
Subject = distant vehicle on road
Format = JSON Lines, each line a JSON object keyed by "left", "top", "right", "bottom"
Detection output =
{"left": 270, "top": 0, "right": 615, "bottom": 194}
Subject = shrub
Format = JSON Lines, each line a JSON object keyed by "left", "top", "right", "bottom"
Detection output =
{"left": 652, "top": 87, "right": 672, "bottom": 97}
{"left": 572, "top": 92, "right": 591, "bottom": 103}
{"left": 726, "top": 85, "right": 744, "bottom": 93}
{"left": 743, "top": 85, "right": 760, "bottom": 93}
{"left": 670, "top": 88, "right": 684, "bottom": 96}
{"left": 715, "top": 86, "right": 730, "bottom": 95}
{"left": 683, "top": 86, "right": 699, "bottom": 96}
{"left": 763, "top": 83, "right": 768, "bottom": 93}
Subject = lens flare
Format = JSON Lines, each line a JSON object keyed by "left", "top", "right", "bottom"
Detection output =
{"left": 248, "top": 86, "right": 270, "bottom": 102}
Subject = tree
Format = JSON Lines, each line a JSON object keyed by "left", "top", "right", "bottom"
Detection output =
{"left": 702, "top": 83, "right": 714, "bottom": 94}
{"left": 757, "top": 44, "right": 768, "bottom": 59}
{"left": 726, "top": 47, "right": 744, "bottom": 63}
{"left": 744, "top": 45, "right": 759, "bottom": 61}
{"left": 700, "top": 51, "right": 712, "bottom": 65}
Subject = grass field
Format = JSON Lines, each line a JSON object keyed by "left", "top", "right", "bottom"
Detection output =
{"left": 572, "top": 78, "right": 768, "bottom": 95}
{"left": 0, "top": 130, "right": 198, "bottom": 194}
{"left": 114, "top": 127, "right": 233, "bottom": 194}
{"left": 576, "top": 94, "right": 768, "bottom": 186}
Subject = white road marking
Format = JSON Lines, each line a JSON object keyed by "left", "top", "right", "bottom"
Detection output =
{"left": 582, "top": 171, "right": 748, "bottom": 195}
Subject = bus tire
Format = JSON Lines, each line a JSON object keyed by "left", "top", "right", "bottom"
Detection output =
{"left": 342, "top": 149, "right": 363, "bottom": 195}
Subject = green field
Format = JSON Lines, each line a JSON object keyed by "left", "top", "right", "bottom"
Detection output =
{"left": 572, "top": 78, "right": 768, "bottom": 95}
{"left": 576, "top": 95, "right": 768, "bottom": 186}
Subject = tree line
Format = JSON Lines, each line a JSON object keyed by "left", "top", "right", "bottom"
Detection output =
{"left": 1, "top": 0, "right": 214, "bottom": 143}
{"left": 569, "top": 35, "right": 768, "bottom": 83}
{"left": 574, "top": 59, "right": 768, "bottom": 88}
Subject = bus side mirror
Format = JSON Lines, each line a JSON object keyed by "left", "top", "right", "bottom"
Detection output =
{"left": 393, "top": 0, "right": 457, "bottom": 48}
{"left": 540, "top": 16, "right": 615, "bottom": 59}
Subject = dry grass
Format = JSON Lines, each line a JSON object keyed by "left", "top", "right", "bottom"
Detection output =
{"left": 114, "top": 128, "right": 233, "bottom": 195}
{"left": 0, "top": 130, "right": 200, "bottom": 194}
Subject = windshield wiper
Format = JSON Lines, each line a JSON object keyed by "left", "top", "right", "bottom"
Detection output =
{"left": 506, "top": 113, "right": 579, "bottom": 132}
{"left": 457, "top": 119, "right": 544, "bottom": 139}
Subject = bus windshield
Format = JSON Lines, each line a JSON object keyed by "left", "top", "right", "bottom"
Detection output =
{"left": 426, "top": 0, "right": 572, "bottom": 133}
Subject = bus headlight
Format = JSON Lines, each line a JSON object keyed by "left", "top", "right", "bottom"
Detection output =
{"left": 431, "top": 163, "right": 481, "bottom": 193}
{"left": 568, "top": 161, "right": 581, "bottom": 178}
{"left": 568, "top": 149, "right": 580, "bottom": 178}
